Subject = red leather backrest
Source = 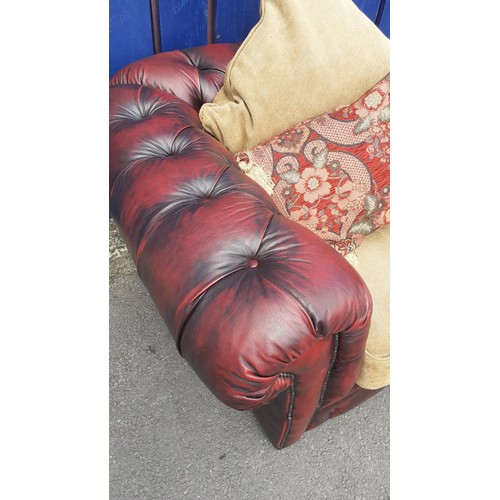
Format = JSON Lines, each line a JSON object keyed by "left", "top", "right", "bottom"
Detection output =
{"left": 110, "top": 44, "right": 240, "bottom": 110}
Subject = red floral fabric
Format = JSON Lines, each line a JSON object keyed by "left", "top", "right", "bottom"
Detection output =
{"left": 235, "top": 74, "right": 390, "bottom": 257}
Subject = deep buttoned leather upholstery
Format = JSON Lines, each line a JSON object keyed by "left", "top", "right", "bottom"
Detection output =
{"left": 109, "top": 44, "right": 380, "bottom": 449}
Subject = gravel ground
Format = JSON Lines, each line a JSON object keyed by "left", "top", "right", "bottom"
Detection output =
{"left": 109, "top": 221, "right": 390, "bottom": 499}
{"left": 109, "top": 219, "right": 136, "bottom": 286}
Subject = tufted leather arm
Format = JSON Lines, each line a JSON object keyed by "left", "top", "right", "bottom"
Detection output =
{"left": 109, "top": 44, "right": 373, "bottom": 448}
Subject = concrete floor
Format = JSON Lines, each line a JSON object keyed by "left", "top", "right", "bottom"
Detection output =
{"left": 110, "top": 272, "right": 390, "bottom": 500}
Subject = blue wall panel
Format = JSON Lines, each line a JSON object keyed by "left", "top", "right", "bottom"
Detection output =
{"left": 378, "top": 0, "right": 390, "bottom": 38}
{"left": 215, "top": 0, "right": 383, "bottom": 46}
{"left": 215, "top": 0, "right": 260, "bottom": 44}
{"left": 159, "top": 0, "right": 208, "bottom": 51}
{"left": 109, "top": 0, "right": 389, "bottom": 78}
{"left": 354, "top": 0, "right": 382, "bottom": 22}
{"left": 109, "top": 0, "right": 154, "bottom": 77}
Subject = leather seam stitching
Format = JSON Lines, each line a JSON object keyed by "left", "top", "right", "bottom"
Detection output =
{"left": 278, "top": 373, "right": 295, "bottom": 450}
{"left": 315, "top": 334, "right": 340, "bottom": 412}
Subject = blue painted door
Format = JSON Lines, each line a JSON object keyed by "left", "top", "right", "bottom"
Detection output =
{"left": 159, "top": 0, "right": 208, "bottom": 51}
{"left": 215, "top": 0, "right": 261, "bottom": 44}
{"left": 109, "top": 0, "right": 154, "bottom": 77}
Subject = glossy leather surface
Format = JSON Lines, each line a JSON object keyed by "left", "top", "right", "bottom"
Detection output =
{"left": 110, "top": 44, "right": 380, "bottom": 449}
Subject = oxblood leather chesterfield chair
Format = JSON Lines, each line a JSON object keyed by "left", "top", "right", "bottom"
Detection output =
{"left": 109, "top": 43, "right": 383, "bottom": 449}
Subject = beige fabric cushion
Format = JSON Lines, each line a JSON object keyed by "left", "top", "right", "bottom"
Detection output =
{"left": 354, "top": 223, "right": 390, "bottom": 389}
{"left": 199, "top": 0, "right": 390, "bottom": 154}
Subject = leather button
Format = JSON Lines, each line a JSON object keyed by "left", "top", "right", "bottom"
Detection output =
{"left": 248, "top": 259, "right": 259, "bottom": 269}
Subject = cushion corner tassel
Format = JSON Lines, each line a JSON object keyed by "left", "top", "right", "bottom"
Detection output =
{"left": 237, "top": 158, "right": 275, "bottom": 196}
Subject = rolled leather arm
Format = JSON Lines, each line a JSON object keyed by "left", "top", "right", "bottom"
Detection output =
{"left": 109, "top": 45, "right": 373, "bottom": 444}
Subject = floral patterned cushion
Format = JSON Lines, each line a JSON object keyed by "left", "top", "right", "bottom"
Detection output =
{"left": 235, "top": 74, "right": 390, "bottom": 258}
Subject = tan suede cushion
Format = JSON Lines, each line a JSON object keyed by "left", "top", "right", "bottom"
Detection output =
{"left": 199, "top": 0, "right": 390, "bottom": 154}
{"left": 355, "top": 223, "right": 390, "bottom": 389}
